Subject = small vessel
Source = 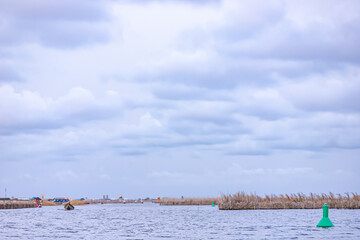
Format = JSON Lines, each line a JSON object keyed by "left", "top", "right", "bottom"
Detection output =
{"left": 31, "top": 197, "right": 42, "bottom": 208}
{"left": 64, "top": 202, "right": 75, "bottom": 210}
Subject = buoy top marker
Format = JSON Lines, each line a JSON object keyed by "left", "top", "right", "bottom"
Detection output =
{"left": 317, "top": 203, "right": 334, "bottom": 227}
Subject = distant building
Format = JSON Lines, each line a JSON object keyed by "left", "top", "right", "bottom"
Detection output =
{"left": 53, "top": 198, "right": 69, "bottom": 203}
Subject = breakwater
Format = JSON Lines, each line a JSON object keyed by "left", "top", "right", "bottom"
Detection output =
{"left": 0, "top": 200, "right": 36, "bottom": 209}
{"left": 219, "top": 192, "right": 360, "bottom": 210}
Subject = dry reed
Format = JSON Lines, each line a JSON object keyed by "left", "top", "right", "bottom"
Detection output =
{"left": 69, "top": 200, "right": 88, "bottom": 205}
{"left": 159, "top": 198, "right": 219, "bottom": 206}
{"left": 219, "top": 192, "right": 360, "bottom": 210}
{"left": 42, "top": 200, "right": 57, "bottom": 206}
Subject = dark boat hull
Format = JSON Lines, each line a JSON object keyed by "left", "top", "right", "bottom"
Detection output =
{"left": 64, "top": 203, "right": 75, "bottom": 210}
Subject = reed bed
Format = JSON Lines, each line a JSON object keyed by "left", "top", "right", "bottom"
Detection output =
{"left": 42, "top": 200, "right": 57, "bottom": 206}
{"left": 69, "top": 200, "right": 88, "bottom": 205}
{"left": 159, "top": 198, "right": 219, "bottom": 206}
{"left": 219, "top": 192, "right": 360, "bottom": 210}
{"left": 0, "top": 200, "right": 36, "bottom": 209}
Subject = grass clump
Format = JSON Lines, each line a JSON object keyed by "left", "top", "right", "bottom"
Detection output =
{"left": 159, "top": 197, "right": 219, "bottom": 206}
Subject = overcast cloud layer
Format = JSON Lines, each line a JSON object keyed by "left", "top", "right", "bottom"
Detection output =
{"left": 0, "top": 0, "right": 359, "bottom": 199}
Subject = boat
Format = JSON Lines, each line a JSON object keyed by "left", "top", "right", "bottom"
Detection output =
{"left": 64, "top": 202, "right": 75, "bottom": 210}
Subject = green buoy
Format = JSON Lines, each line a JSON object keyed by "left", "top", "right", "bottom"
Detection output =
{"left": 212, "top": 201, "right": 215, "bottom": 207}
{"left": 317, "top": 203, "right": 334, "bottom": 227}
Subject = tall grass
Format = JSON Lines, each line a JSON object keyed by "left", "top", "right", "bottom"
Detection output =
{"left": 69, "top": 200, "right": 88, "bottom": 205}
{"left": 159, "top": 198, "right": 218, "bottom": 206}
{"left": 219, "top": 192, "right": 360, "bottom": 210}
{"left": 42, "top": 200, "right": 57, "bottom": 206}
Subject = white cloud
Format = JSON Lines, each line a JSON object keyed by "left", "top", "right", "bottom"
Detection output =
{"left": 0, "top": 0, "right": 359, "bottom": 197}
{"left": 280, "top": 67, "right": 360, "bottom": 112}
{"left": 140, "top": 112, "right": 162, "bottom": 128}
{"left": 220, "top": 164, "right": 314, "bottom": 177}
{"left": 0, "top": 86, "right": 122, "bottom": 134}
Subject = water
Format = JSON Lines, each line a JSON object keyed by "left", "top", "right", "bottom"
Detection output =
{"left": 0, "top": 203, "right": 359, "bottom": 239}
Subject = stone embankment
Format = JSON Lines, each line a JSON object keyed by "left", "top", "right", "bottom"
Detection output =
{"left": 0, "top": 200, "right": 36, "bottom": 209}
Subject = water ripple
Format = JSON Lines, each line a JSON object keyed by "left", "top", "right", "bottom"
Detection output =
{"left": 0, "top": 204, "right": 359, "bottom": 239}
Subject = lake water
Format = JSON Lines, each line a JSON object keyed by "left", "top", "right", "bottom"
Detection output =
{"left": 0, "top": 203, "right": 359, "bottom": 239}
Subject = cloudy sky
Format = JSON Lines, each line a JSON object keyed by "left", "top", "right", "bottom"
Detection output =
{"left": 0, "top": 0, "right": 359, "bottom": 199}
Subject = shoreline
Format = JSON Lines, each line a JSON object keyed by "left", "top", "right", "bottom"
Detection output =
{"left": 156, "top": 192, "right": 360, "bottom": 210}
{"left": 2, "top": 192, "right": 359, "bottom": 210}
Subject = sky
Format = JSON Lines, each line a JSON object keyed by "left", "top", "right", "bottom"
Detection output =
{"left": 0, "top": 0, "right": 359, "bottom": 199}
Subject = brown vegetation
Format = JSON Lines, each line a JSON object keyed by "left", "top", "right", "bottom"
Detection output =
{"left": 42, "top": 200, "right": 57, "bottom": 206}
{"left": 0, "top": 200, "right": 36, "bottom": 209}
{"left": 69, "top": 200, "right": 88, "bottom": 205}
{"left": 159, "top": 198, "right": 219, "bottom": 206}
{"left": 219, "top": 192, "right": 360, "bottom": 210}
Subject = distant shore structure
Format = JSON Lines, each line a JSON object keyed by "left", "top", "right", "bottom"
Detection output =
{"left": 53, "top": 197, "right": 70, "bottom": 203}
